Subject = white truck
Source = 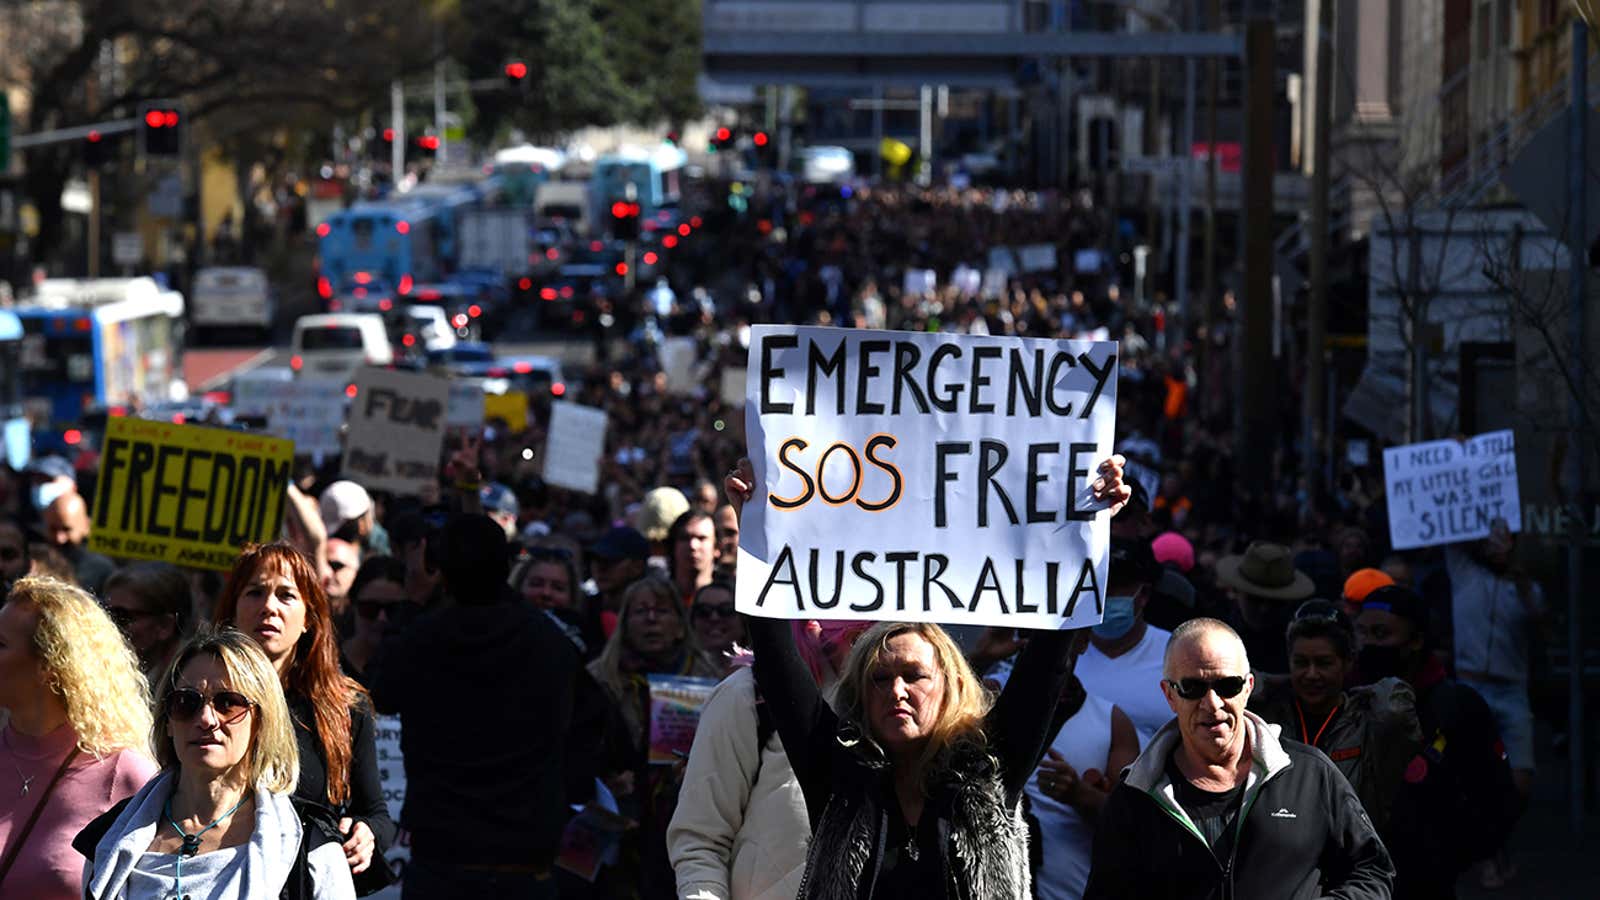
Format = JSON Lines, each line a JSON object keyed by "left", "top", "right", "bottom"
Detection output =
{"left": 190, "top": 267, "right": 274, "bottom": 337}
{"left": 457, "top": 208, "right": 534, "bottom": 279}
{"left": 533, "top": 181, "right": 593, "bottom": 236}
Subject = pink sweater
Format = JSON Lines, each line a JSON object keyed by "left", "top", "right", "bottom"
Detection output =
{"left": 0, "top": 723, "right": 157, "bottom": 899}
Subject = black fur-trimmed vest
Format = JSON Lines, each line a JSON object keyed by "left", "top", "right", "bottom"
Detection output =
{"left": 795, "top": 725, "right": 1031, "bottom": 900}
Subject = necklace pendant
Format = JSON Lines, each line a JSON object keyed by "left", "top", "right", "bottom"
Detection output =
{"left": 19, "top": 777, "right": 32, "bottom": 798}
{"left": 904, "top": 837, "right": 919, "bottom": 862}
{"left": 181, "top": 834, "right": 202, "bottom": 857}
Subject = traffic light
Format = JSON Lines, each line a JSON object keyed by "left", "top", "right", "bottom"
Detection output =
{"left": 752, "top": 130, "right": 776, "bottom": 167}
{"left": 712, "top": 126, "right": 735, "bottom": 152}
{"left": 83, "top": 129, "right": 116, "bottom": 168}
{"left": 504, "top": 60, "right": 529, "bottom": 92}
{"left": 140, "top": 103, "right": 183, "bottom": 157}
{"left": 610, "top": 200, "right": 641, "bottom": 241}
{"left": 372, "top": 127, "right": 395, "bottom": 159}
{"left": 415, "top": 134, "right": 440, "bottom": 159}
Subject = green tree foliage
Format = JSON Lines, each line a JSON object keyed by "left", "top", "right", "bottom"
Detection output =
{"left": 5, "top": 0, "right": 442, "bottom": 266}
{"left": 451, "top": 0, "right": 628, "bottom": 143}
{"left": 593, "top": 0, "right": 702, "bottom": 126}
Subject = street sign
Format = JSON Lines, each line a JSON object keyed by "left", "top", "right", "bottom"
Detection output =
{"left": 1502, "top": 105, "right": 1600, "bottom": 247}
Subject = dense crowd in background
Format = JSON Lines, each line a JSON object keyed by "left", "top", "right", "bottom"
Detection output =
{"left": 0, "top": 183, "right": 1554, "bottom": 899}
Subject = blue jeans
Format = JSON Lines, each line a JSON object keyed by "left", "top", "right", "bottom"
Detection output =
{"left": 402, "top": 857, "right": 559, "bottom": 900}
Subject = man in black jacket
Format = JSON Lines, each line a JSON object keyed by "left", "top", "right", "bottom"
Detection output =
{"left": 1353, "top": 585, "right": 1519, "bottom": 899}
{"left": 370, "top": 514, "right": 579, "bottom": 900}
{"left": 1086, "top": 618, "right": 1394, "bottom": 900}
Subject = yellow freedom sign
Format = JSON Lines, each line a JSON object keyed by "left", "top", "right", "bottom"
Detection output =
{"left": 484, "top": 391, "right": 529, "bottom": 433}
{"left": 90, "top": 417, "right": 295, "bottom": 570}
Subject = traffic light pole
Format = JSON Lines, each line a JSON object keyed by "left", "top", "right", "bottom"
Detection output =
{"left": 8, "top": 117, "right": 139, "bottom": 150}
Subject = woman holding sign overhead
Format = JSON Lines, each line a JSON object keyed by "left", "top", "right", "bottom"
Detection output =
{"left": 727, "top": 454, "right": 1130, "bottom": 899}
{"left": 214, "top": 543, "right": 395, "bottom": 895}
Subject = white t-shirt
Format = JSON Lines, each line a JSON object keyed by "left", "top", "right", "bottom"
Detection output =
{"left": 1025, "top": 695, "right": 1116, "bottom": 900}
{"left": 1074, "top": 624, "right": 1174, "bottom": 747}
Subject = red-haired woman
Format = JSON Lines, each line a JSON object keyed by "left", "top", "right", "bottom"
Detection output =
{"left": 215, "top": 542, "right": 395, "bottom": 894}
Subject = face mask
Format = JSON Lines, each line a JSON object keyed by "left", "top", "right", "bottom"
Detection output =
{"left": 1093, "top": 595, "right": 1139, "bottom": 640}
{"left": 1357, "top": 644, "right": 1409, "bottom": 682}
{"left": 32, "top": 480, "right": 69, "bottom": 512}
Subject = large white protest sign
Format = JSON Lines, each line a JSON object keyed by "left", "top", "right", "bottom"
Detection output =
{"left": 342, "top": 368, "right": 450, "bottom": 495}
{"left": 1383, "top": 430, "right": 1521, "bottom": 550}
{"left": 738, "top": 326, "right": 1119, "bottom": 630}
{"left": 543, "top": 402, "right": 609, "bottom": 494}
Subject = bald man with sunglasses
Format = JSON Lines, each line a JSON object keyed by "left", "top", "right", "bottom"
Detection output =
{"left": 1085, "top": 618, "right": 1394, "bottom": 900}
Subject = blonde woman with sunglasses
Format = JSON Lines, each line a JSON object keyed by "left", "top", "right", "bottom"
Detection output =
{"left": 74, "top": 627, "right": 354, "bottom": 900}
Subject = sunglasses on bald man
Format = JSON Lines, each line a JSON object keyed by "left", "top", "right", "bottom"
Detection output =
{"left": 1165, "top": 676, "right": 1248, "bottom": 701}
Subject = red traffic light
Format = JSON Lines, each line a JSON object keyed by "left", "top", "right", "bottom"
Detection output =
{"left": 504, "top": 61, "right": 528, "bottom": 80}
{"left": 163, "top": 110, "right": 179, "bottom": 127}
{"left": 417, "top": 135, "right": 440, "bottom": 151}
{"left": 715, "top": 127, "right": 731, "bottom": 142}
{"left": 382, "top": 128, "right": 395, "bottom": 142}
{"left": 611, "top": 201, "right": 629, "bottom": 218}
{"left": 87, "top": 130, "right": 102, "bottom": 143}
{"left": 753, "top": 131, "right": 769, "bottom": 147}
{"left": 144, "top": 110, "right": 163, "bottom": 128}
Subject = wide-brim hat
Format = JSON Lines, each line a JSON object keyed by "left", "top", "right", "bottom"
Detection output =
{"left": 1215, "top": 541, "right": 1315, "bottom": 601}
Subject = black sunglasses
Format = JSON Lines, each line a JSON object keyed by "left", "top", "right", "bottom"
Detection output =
{"left": 103, "top": 605, "right": 168, "bottom": 631}
{"left": 691, "top": 603, "right": 737, "bottom": 621}
{"left": 165, "top": 688, "right": 256, "bottom": 725}
{"left": 1166, "top": 676, "right": 1248, "bottom": 701}
{"left": 355, "top": 600, "right": 400, "bottom": 621}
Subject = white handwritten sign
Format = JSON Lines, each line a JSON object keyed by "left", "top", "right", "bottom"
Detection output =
{"left": 1383, "top": 430, "right": 1521, "bottom": 550}
{"left": 447, "top": 379, "right": 485, "bottom": 429}
{"left": 247, "top": 378, "right": 346, "bottom": 457}
{"left": 662, "top": 337, "right": 699, "bottom": 395}
{"left": 737, "top": 326, "right": 1119, "bottom": 630}
{"left": 372, "top": 714, "right": 408, "bottom": 895}
{"left": 342, "top": 369, "right": 450, "bottom": 496}
{"left": 543, "top": 402, "right": 609, "bottom": 494}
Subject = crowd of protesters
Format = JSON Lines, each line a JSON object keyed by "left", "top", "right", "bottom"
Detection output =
{"left": 0, "top": 182, "right": 1556, "bottom": 899}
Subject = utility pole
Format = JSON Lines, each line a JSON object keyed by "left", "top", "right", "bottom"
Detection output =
{"left": 390, "top": 81, "right": 405, "bottom": 184}
{"left": 1201, "top": 0, "right": 1221, "bottom": 400}
{"left": 1304, "top": 0, "right": 1333, "bottom": 490}
{"left": 1564, "top": 13, "right": 1587, "bottom": 841}
{"left": 1176, "top": 22, "right": 1197, "bottom": 338}
{"left": 1240, "top": 1, "right": 1276, "bottom": 478}
{"left": 434, "top": 53, "right": 448, "bottom": 167}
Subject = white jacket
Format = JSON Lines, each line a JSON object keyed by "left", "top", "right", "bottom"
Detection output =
{"left": 81, "top": 770, "right": 354, "bottom": 900}
{"left": 667, "top": 666, "right": 809, "bottom": 900}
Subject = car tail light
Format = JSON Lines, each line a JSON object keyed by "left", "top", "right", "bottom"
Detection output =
{"left": 291, "top": 355, "right": 303, "bottom": 371}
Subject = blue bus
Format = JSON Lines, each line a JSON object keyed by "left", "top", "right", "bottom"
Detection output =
{"left": 13, "top": 278, "right": 186, "bottom": 448}
{"left": 0, "top": 310, "right": 31, "bottom": 469}
{"left": 316, "top": 179, "right": 498, "bottom": 303}
{"left": 591, "top": 146, "right": 686, "bottom": 223}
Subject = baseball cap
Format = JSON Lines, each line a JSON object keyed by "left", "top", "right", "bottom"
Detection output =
{"left": 320, "top": 481, "right": 372, "bottom": 534}
{"left": 588, "top": 526, "right": 649, "bottom": 561}
{"left": 1358, "top": 585, "right": 1428, "bottom": 630}
{"left": 1109, "top": 536, "right": 1160, "bottom": 583}
{"left": 1151, "top": 531, "right": 1195, "bottom": 573}
{"left": 636, "top": 487, "right": 690, "bottom": 543}
{"left": 480, "top": 482, "right": 520, "bottom": 517}
{"left": 1343, "top": 568, "right": 1395, "bottom": 605}
{"left": 25, "top": 456, "right": 73, "bottom": 481}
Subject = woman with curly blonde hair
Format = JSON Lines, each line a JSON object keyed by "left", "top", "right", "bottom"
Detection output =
{"left": 0, "top": 576, "right": 157, "bottom": 898}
